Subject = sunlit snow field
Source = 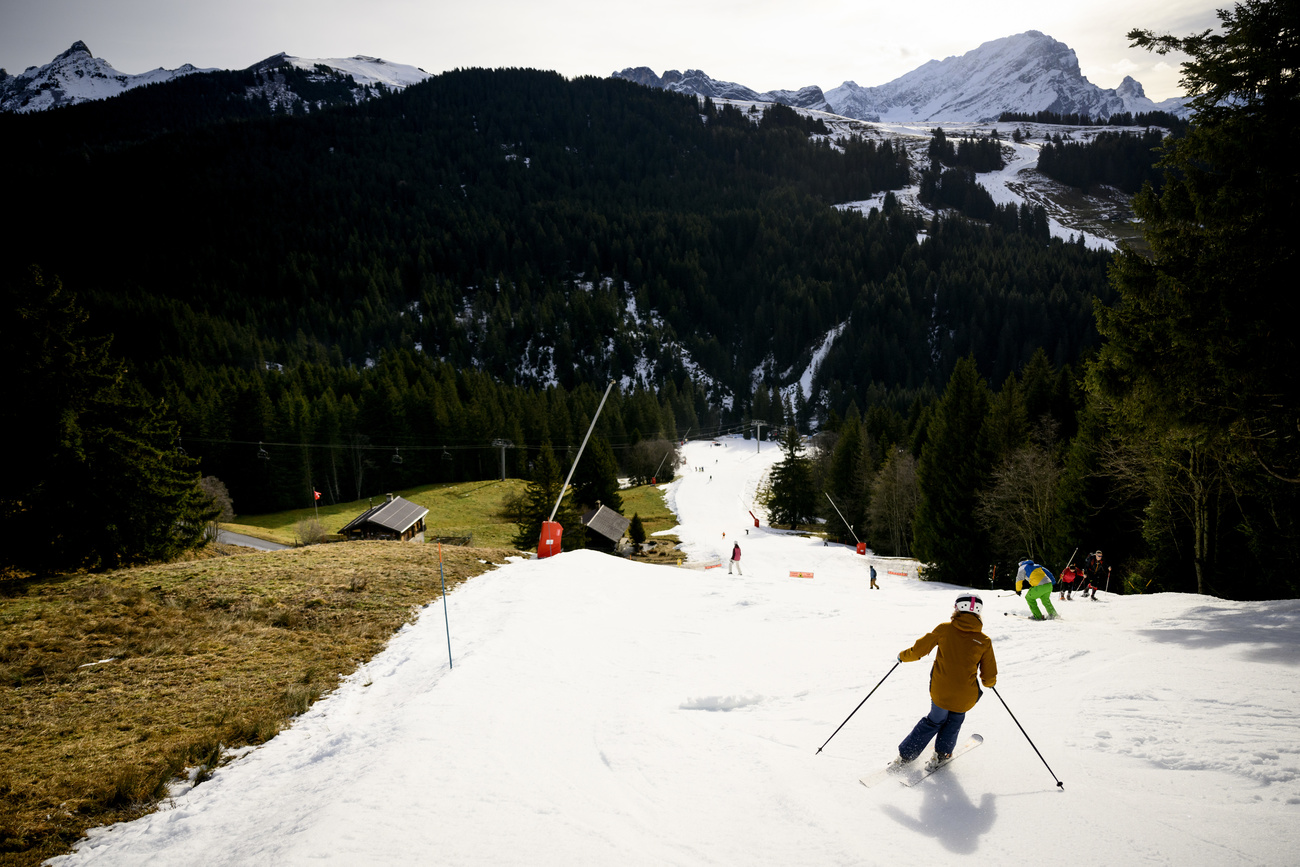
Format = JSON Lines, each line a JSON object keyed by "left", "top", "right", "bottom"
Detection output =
{"left": 52, "top": 437, "right": 1300, "bottom": 866}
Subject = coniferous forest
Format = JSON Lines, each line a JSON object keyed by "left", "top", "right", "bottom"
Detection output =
{"left": 4, "top": 2, "right": 1297, "bottom": 600}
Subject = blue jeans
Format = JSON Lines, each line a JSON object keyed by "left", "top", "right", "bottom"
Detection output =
{"left": 898, "top": 702, "right": 966, "bottom": 760}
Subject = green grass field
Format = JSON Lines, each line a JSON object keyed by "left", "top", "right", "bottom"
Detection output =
{"left": 224, "top": 479, "right": 677, "bottom": 552}
{"left": 0, "top": 478, "right": 674, "bottom": 865}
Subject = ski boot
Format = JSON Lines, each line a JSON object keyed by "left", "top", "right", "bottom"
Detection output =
{"left": 924, "top": 751, "right": 953, "bottom": 772}
{"left": 886, "top": 754, "right": 916, "bottom": 774}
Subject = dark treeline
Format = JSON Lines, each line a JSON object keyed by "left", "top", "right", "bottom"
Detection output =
{"left": 163, "top": 348, "right": 711, "bottom": 514}
{"left": 999, "top": 108, "right": 1188, "bottom": 134}
{"left": 811, "top": 212, "right": 1103, "bottom": 419}
{"left": 927, "top": 127, "right": 1006, "bottom": 172}
{"left": 0, "top": 66, "right": 1107, "bottom": 417}
{"left": 2, "top": 68, "right": 911, "bottom": 400}
{"left": 1037, "top": 129, "right": 1167, "bottom": 194}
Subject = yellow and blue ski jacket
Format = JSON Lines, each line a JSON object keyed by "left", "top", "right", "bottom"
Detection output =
{"left": 1015, "top": 560, "right": 1055, "bottom": 591}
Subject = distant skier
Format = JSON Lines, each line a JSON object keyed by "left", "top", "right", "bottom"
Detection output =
{"left": 1083, "top": 550, "right": 1109, "bottom": 600}
{"left": 1060, "top": 563, "right": 1082, "bottom": 601}
{"left": 1016, "top": 559, "right": 1058, "bottom": 620}
{"left": 870, "top": 563, "right": 880, "bottom": 590}
{"left": 890, "top": 594, "right": 998, "bottom": 772}
{"left": 729, "top": 542, "right": 742, "bottom": 575}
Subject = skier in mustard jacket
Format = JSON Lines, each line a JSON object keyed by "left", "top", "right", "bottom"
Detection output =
{"left": 891, "top": 594, "right": 998, "bottom": 771}
{"left": 1016, "top": 559, "right": 1058, "bottom": 620}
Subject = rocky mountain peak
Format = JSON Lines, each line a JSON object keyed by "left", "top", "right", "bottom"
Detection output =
{"left": 57, "top": 41, "right": 93, "bottom": 61}
{"left": 616, "top": 30, "right": 1187, "bottom": 122}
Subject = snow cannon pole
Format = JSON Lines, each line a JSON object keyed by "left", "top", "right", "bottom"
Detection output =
{"left": 991, "top": 686, "right": 1063, "bottom": 789}
{"left": 652, "top": 448, "right": 673, "bottom": 484}
{"left": 545, "top": 380, "right": 616, "bottom": 529}
{"left": 815, "top": 661, "right": 899, "bottom": 755}
{"left": 823, "top": 492, "right": 861, "bottom": 546}
{"left": 439, "top": 542, "right": 453, "bottom": 670}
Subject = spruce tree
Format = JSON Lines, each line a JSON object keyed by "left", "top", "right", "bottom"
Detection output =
{"left": 1089, "top": 1, "right": 1300, "bottom": 596}
{"left": 629, "top": 513, "right": 647, "bottom": 552}
{"left": 912, "top": 357, "right": 994, "bottom": 581}
{"left": 767, "top": 426, "right": 818, "bottom": 530}
{"left": 2, "top": 267, "right": 215, "bottom": 572}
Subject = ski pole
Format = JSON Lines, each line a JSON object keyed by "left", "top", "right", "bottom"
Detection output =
{"left": 1058, "top": 547, "right": 1078, "bottom": 599}
{"left": 815, "top": 661, "right": 899, "bottom": 754}
{"left": 991, "top": 686, "right": 1063, "bottom": 789}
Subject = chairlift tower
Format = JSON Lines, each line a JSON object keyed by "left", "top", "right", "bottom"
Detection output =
{"left": 491, "top": 439, "right": 514, "bottom": 481}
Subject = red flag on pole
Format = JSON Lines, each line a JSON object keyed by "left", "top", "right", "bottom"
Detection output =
{"left": 313, "top": 490, "right": 321, "bottom": 500}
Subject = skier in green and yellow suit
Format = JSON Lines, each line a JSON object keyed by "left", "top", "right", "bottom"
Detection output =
{"left": 1015, "top": 560, "right": 1058, "bottom": 620}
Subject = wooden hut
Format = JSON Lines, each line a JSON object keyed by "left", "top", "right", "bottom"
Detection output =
{"left": 581, "top": 505, "right": 631, "bottom": 553}
{"left": 340, "top": 494, "right": 428, "bottom": 542}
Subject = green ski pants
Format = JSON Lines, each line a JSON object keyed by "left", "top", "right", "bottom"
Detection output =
{"left": 1026, "top": 583, "right": 1057, "bottom": 619}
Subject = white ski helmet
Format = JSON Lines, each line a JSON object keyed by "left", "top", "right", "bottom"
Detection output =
{"left": 954, "top": 593, "right": 983, "bottom": 616}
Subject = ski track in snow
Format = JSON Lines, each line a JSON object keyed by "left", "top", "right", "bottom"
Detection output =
{"left": 49, "top": 436, "right": 1300, "bottom": 866}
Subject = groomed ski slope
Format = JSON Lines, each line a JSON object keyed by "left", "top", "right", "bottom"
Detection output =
{"left": 52, "top": 436, "right": 1300, "bottom": 865}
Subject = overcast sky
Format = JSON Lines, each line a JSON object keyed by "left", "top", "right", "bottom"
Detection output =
{"left": 2, "top": 0, "right": 1224, "bottom": 101}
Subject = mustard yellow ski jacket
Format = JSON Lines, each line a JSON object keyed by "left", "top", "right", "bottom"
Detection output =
{"left": 898, "top": 611, "right": 997, "bottom": 713}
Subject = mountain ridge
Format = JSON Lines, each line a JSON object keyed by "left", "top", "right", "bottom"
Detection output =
{"left": 615, "top": 31, "right": 1188, "bottom": 122}
{"left": 0, "top": 41, "right": 430, "bottom": 113}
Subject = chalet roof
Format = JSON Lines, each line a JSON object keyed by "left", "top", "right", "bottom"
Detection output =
{"left": 581, "top": 505, "right": 631, "bottom": 543}
{"left": 340, "top": 495, "right": 429, "bottom": 534}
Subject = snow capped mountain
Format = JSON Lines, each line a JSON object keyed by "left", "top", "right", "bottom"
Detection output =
{"left": 250, "top": 52, "right": 430, "bottom": 92}
{"left": 613, "top": 67, "right": 829, "bottom": 112}
{"left": 0, "top": 42, "right": 431, "bottom": 114}
{"left": 825, "top": 32, "right": 1186, "bottom": 122}
{"left": 0, "top": 41, "right": 212, "bottom": 113}
{"left": 618, "top": 32, "right": 1188, "bottom": 123}
{"left": 240, "top": 52, "right": 431, "bottom": 112}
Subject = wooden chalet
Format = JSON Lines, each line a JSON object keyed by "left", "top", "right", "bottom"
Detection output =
{"left": 340, "top": 494, "right": 428, "bottom": 542}
{"left": 581, "top": 505, "right": 631, "bottom": 552}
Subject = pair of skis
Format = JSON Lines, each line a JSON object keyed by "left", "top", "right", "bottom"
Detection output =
{"left": 858, "top": 734, "right": 983, "bottom": 788}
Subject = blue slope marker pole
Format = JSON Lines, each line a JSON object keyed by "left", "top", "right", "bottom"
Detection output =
{"left": 440, "top": 542, "right": 453, "bottom": 669}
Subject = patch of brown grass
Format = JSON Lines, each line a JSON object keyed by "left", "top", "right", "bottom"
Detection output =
{"left": 0, "top": 542, "right": 511, "bottom": 866}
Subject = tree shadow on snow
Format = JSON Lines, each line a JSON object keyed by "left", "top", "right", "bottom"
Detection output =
{"left": 1137, "top": 603, "right": 1300, "bottom": 666}
{"left": 879, "top": 774, "right": 996, "bottom": 854}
